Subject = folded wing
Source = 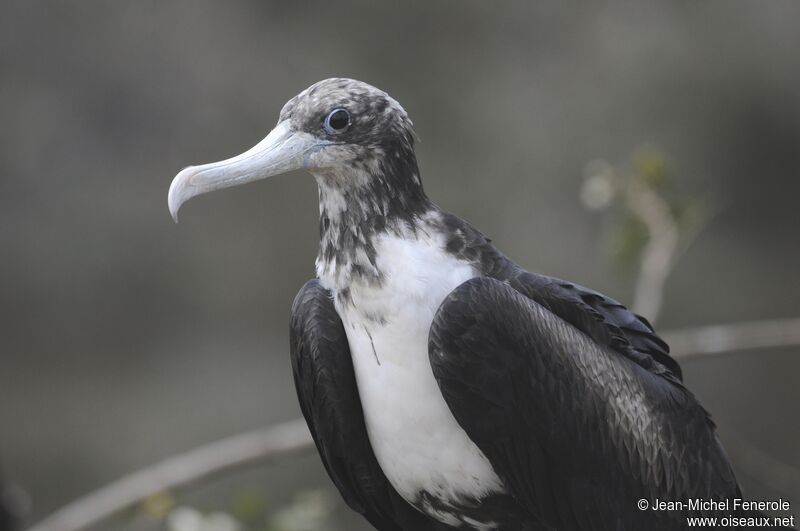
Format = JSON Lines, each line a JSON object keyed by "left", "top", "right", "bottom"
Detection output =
{"left": 428, "top": 277, "right": 740, "bottom": 531}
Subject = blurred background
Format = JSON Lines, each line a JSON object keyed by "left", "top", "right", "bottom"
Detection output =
{"left": 1, "top": 1, "right": 799, "bottom": 530}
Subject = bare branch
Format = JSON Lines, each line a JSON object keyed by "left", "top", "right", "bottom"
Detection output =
{"left": 625, "top": 179, "right": 680, "bottom": 324}
{"left": 26, "top": 419, "right": 313, "bottom": 531}
{"left": 665, "top": 317, "right": 800, "bottom": 360}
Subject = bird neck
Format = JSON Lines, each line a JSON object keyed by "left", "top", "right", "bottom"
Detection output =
{"left": 313, "top": 152, "right": 433, "bottom": 292}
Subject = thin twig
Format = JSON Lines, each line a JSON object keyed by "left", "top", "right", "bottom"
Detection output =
{"left": 26, "top": 419, "right": 313, "bottom": 531}
{"left": 665, "top": 317, "right": 800, "bottom": 360}
{"left": 625, "top": 180, "right": 680, "bottom": 324}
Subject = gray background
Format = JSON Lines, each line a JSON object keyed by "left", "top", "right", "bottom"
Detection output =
{"left": 1, "top": 1, "right": 798, "bottom": 529}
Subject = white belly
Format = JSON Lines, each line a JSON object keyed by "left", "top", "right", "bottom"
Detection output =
{"left": 325, "top": 232, "right": 506, "bottom": 521}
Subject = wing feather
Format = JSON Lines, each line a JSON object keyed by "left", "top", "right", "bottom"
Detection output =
{"left": 429, "top": 277, "right": 740, "bottom": 531}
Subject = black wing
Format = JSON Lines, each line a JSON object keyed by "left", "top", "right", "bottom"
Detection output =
{"left": 436, "top": 210, "right": 682, "bottom": 383}
{"left": 428, "top": 277, "right": 740, "bottom": 531}
{"left": 290, "top": 279, "right": 454, "bottom": 531}
{"left": 505, "top": 270, "right": 682, "bottom": 383}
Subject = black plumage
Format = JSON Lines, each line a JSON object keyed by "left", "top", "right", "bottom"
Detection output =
{"left": 429, "top": 277, "right": 738, "bottom": 530}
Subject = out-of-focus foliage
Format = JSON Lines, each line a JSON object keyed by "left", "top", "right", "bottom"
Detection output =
{"left": 167, "top": 507, "right": 241, "bottom": 531}
{"left": 267, "top": 491, "right": 335, "bottom": 531}
{"left": 581, "top": 148, "right": 705, "bottom": 274}
{"left": 141, "top": 489, "right": 336, "bottom": 531}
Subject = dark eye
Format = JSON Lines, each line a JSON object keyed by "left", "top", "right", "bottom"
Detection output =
{"left": 324, "top": 108, "right": 350, "bottom": 133}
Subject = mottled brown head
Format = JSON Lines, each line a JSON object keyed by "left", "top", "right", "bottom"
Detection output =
{"left": 168, "top": 78, "right": 423, "bottom": 221}
{"left": 280, "top": 78, "right": 416, "bottom": 155}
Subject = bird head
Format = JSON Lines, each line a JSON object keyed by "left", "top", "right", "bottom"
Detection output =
{"left": 168, "top": 78, "right": 421, "bottom": 222}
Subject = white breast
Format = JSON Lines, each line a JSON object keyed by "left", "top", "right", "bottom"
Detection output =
{"left": 319, "top": 230, "right": 506, "bottom": 523}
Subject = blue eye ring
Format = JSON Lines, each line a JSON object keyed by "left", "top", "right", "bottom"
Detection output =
{"left": 324, "top": 108, "right": 350, "bottom": 133}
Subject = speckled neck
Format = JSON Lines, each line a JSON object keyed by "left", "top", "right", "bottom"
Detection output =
{"left": 313, "top": 145, "right": 432, "bottom": 292}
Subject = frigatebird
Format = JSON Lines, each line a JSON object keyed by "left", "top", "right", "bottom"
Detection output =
{"left": 168, "top": 79, "right": 761, "bottom": 530}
